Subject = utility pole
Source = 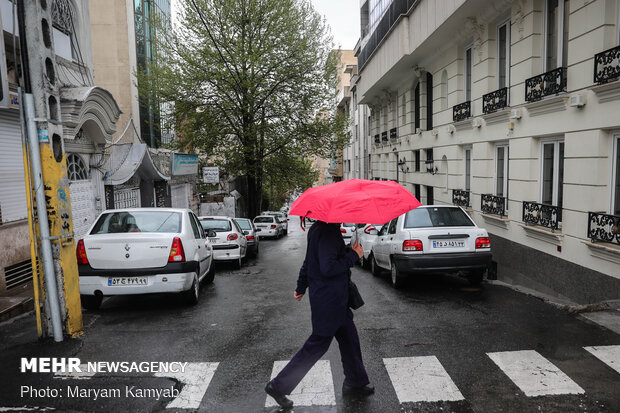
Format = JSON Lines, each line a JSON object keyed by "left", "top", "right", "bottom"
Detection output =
{"left": 18, "top": 0, "right": 83, "bottom": 340}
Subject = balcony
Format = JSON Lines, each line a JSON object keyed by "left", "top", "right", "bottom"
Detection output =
{"left": 374, "top": 134, "right": 380, "bottom": 144}
{"left": 522, "top": 201, "right": 561, "bottom": 231}
{"left": 594, "top": 45, "right": 620, "bottom": 84}
{"left": 452, "top": 190, "right": 470, "bottom": 207}
{"left": 587, "top": 212, "right": 620, "bottom": 246}
{"left": 389, "top": 128, "right": 398, "bottom": 141}
{"left": 453, "top": 101, "right": 471, "bottom": 122}
{"left": 482, "top": 87, "right": 508, "bottom": 114}
{"left": 525, "top": 67, "right": 566, "bottom": 102}
{"left": 425, "top": 160, "right": 436, "bottom": 174}
{"left": 336, "top": 86, "right": 351, "bottom": 108}
{"left": 381, "top": 131, "right": 388, "bottom": 142}
{"left": 481, "top": 194, "right": 506, "bottom": 216}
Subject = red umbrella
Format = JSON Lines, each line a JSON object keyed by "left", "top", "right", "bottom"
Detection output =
{"left": 289, "top": 179, "right": 422, "bottom": 225}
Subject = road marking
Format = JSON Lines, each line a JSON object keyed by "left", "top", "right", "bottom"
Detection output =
{"left": 54, "top": 364, "right": 96, "bottom": 380}
{"left": 584, "top": 345, "right": 620, "bottom": 374}
{"left": 155, "top": 362, "right": 219, "bottom": 409}
{"left": 266, "top": 360, "right": 336, "bottom": 407}
{"left": 487, "top": 350, "right": 585, "bottom": 397}
{"left": 383, "top": 356, "right": 464, "bottom": 403}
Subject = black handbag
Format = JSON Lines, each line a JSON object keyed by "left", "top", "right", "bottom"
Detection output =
{"left": 348, "top": 279, "right": 365, "bottom": 310}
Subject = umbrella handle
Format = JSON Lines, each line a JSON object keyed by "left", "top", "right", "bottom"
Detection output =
{"left": 301, "top": 211, "right": 310, "bottom": 232}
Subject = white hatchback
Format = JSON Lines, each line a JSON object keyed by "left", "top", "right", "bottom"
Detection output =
{"left": 77, "top": 208, "right": 215, "bottom": 310}
{"left": 340, "top": 223, "right": 356, "bottom": 239}
{"left": 370, "top": 205, "right": 492, "bottom": 288}
{"left": 351, "top": 223, "right": 384, "bottom": 268}
{"left": 199, "top": 216, "right": 248, "bottom": 269}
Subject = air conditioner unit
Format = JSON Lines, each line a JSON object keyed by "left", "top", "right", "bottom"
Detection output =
{"left": 509, "top": 108, "right": 522, "bottom": 119}
{"left": 569, "top": 93, "right": 585, "bottom": 108}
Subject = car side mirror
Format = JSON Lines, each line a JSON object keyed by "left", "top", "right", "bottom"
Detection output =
{"left": 207, "top": 230, "right": 217, "bottom": 238}
{"left": 370, "top": 230, "right": 378, "bottom": 235}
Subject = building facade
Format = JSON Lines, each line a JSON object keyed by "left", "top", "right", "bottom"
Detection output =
{"left": 347, "top": 0, "right": 620, "bottom": 303}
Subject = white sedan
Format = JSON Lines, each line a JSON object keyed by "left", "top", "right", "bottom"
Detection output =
{"left": 76, "top": 208, "right": 215, "bottom": 310}
{"left": 199, "top": 216, "right": 248, "bottom": 269}
{"left": 253, "top": 215, "right": 283, "bottom": 238}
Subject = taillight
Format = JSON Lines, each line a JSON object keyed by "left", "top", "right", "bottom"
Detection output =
{"left": 246, "top": 235, "right": 254, "bottom": 241}
{"left": 227, "top": 233, "right": 238, "bottom": 241}
{"left": 270, "top": 224, "right": 276, "bottom": 229}
{"left": 168, "top": 237, "right": 186, "bottom": 262}
{"left": 364, "top": 225, "right": 376, "bottom": 234}
{"left": 340, "top": 228, "right": 346, "bottom": 233}
{"left": 475, "top": 237, "right": 491, "bottom": 249}
{"left": 76, "top": 239, "right": 89, "bottom": 264}
{"left": 403, "top": 240, "right": 423, "bottom": 251}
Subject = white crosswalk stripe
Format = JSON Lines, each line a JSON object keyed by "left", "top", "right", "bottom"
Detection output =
{"left": 487, "top": 350, "right": 585, "bottom": 397}
{"left": 54, "top": 364, "right": 96, "bottom": 380}
{"left": 155, "top": 362, "right": 219, "bottom": 409}
{"left": 383, "top": 356, "right": 464, "bottom": 403}
{"left": 265, "top": 360, "right": 336, "bottom": 407}
{"left": 584, "top": 345, "right": 620, "bottom": 374}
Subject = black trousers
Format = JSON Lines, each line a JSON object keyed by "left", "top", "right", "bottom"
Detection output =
{"left": 270, "top": 311, "right": 370, "bottom": 395}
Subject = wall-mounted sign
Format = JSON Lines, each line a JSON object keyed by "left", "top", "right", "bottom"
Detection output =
{"left": 202, "top": 166, "right": 219, "bottom": 184}
{"left": 170, "top": 153, "right": 198, "bottom": 176}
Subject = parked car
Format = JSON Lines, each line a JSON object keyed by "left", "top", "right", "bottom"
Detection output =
{"left": 351, "top": 223, "right": 384, "bottom": 268}
{"left": 253, "top": 215, "right": 283, "bottom": 238}
{"left": 233, "top": 218, "right": 260, "bottom": 257}
{"left": 76, "top": 208, "right": 215, "bottom": 310}
{"left": 340, "top": 223, "right": 356, "bottom": 240}
{"left": 370, "top": 205, "right": 492, "bottom": 288}
{"left": 199, "top": 216, "right": 248, "bottom": 269}
{"left": 262, "top": 211, "right": 288, "bottom": 235}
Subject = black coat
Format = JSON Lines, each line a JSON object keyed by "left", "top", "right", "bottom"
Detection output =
{"left": 296, "top": 221, "right": 359, "bottom": 336}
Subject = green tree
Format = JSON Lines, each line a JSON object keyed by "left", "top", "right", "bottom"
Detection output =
{"left": 140, "top": 0, "right": 348, "bottom": 217}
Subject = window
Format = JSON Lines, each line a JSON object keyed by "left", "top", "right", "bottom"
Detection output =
{"left": 465, "top": 46, "right": 473, "bottom": 101}
{"left": 425, "top": 148, "right": 434, "bottom": 173}
{"left": 405, "top": 207, "right": 475, "bottom": 228}
{"left": 497, "top": 20, "right": 510, "bottom": 89}
{"left": 388, "top": 218, "right": 397, "bottom": 234}
{"left": 495, "top": 144, "right": 509, "bottom": 200}
{"left": 67, "top": 153, "right": 88, "bottom": 181}
{"left": 613, "top": 133, "right": 620, "bottom": 215}
{"left": 414, "top": 82, "right": 420, "bottom": 130}
{"left": 52, "top": 0, "right": 78, "bottom": 61}
{"left": 464, "top": 146, "right": 472, "bottom": 191}
{"left": 414, "top": 150, "right": 420, "bottom": 172}
{"left": 426, "top": 185, "right": 434, "bottom": 205}
{"left": 426, "top": 72, "right": 433, "bottom": 130}
{"left": 441, "top": 70, "right": 448, "bottom": 110}
{"left": 189, "top": 213, "right": 202, "bottom": 239}
{"left": 91, "top": 211, "right": 181, "bottom": 234}
{"left": 540, "top": 139, "right": 564, "bottom": 210}
{"left": 545, "top": 0, "right": 569, "bottom": 71}
{"left": 414, "top": 184, "right": 421, "bottom": 201}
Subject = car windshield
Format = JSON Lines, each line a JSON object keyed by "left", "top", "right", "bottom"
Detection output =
{"left": 234, "top": 219, "right": 252, "bottom": 230}
{"left": 200, "top": 219, "right": 232, "bottom": 232}
{"left": 90, "top": 211, "right": 181, "bottom": 234}
{"left": 254, "top": 216, "right": 274, "bottom": 223}
{"left": 404, "top": 207, "right": 474, "bottom": 228}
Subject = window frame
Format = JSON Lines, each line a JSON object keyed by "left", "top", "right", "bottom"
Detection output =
{"left": 497, "top": 19, "right": 511, "bottom": 89}
{"left": 543, "top": 0, "right": 568, "bottom": 71}
{"left": 610, "top": 131, "right": 620, "bottom": 215}
{"left": 539, "top": 137, "right": 564, "bottom": 207}
{"left": 67, "top": 153, "right": 89, "bottom": 181}
{"left": 463, "top": 145, "right": 472, "bottom": 191}
{"left": 464, "top": 44, "right": 473, "bottom": 102}
{"left": 494, "top": 143, "right": 509, "bottom": 202}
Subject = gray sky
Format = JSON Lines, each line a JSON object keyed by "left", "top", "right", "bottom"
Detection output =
{"left": 311, "top": 0, "right": 360, "bottom": 50}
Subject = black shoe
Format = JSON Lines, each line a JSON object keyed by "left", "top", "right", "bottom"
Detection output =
{"left": 265, "top": 382, "right": 294, "bottom": 409}
{"left": 342, "top": 383, "right": 375, "bottom": 396}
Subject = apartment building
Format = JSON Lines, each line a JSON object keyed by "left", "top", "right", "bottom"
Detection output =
{"left": 348, "top": 0, "right": 620, "bottom": 303}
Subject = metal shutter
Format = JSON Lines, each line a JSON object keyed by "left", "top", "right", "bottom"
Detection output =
{"left": 69, "top": 180, "right": 97, "bottom": 239}
{"left": 0, "top": 110, "right": 27, "bottom": 223}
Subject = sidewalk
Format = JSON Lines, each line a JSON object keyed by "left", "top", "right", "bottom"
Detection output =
{"left": 0, "top": 281, "right": 34, "bottom": 323}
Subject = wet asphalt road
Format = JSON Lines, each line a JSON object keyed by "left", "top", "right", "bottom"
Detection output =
{"left": 0, "top": 215, "right": 619, "bottom": 413}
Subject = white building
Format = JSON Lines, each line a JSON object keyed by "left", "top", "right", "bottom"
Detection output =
{"left": 347, "top": 0, "right": 620, "bottom": 303}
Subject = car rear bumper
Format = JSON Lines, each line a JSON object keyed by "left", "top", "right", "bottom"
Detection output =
{"left": 258, "top": 228, "right": 278, "bottom": 237}
{"left": 79, "top": 273, "right": 194, "bottom": 296}
{"left": 212, "top": 244, "right": 242, "bottom": 260}
{"left": 392, "top": 251, "right": 492, "bottom": 274}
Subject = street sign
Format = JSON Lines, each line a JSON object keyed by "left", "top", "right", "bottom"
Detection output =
{"left": 170, "top": 153, "right": 198, "bottom": 176}
{"left": 203, "top": 166, "right": 219, "bottom": 184}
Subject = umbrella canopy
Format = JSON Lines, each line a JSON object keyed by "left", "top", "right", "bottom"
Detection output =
{"left": 289, "top": 179, "right": 422, "bottom": 225}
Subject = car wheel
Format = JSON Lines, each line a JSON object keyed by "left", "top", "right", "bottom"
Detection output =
{"left": 371, "top": 254, "right": 381, "bottom": 277}
{"left": 234, "top": 256, "right": 242, "bottom": 270}
{"left": 205, "top": 262, "right": 215, "bottom": 284}
{"left": 254, "top": 245, "right": 259, "bottom": 257}
{"left": 183, "top": 273, "right": 200, "bottom": 305}
{"left": 391, "top": 260, "right": 405, "bottom": 289}
{"left": 467, "top": 269, "right": 484, "bottom": 286}
{"left": 81, "top": 294, "right": 102, "bottom": 311}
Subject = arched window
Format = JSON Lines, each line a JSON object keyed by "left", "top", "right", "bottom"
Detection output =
{"left": 67, "top": 153, "right": 88, "bottom": 181}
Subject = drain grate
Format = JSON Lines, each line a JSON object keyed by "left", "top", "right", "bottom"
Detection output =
{"left": 4, "top": 258, "right": 37, "bottom": 290}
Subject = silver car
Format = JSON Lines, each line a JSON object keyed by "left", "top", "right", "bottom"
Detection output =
{"left": 234, "top": 218, "right": 260, "bottom": 257}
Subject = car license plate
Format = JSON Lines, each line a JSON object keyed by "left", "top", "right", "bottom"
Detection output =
{"left": 107, "top": 277, "right": 148, "bottom": 286}
{"left": 209, "top": 237, "right": 218, "bottom": 243}
{"left": 432, "top": 240, "right": 465, "bottom": 248}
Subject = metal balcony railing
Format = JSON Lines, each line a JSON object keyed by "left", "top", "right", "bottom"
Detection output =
{"left": 453, "top": 101, "right": 471, "bottom": 122}
{"left": 481, "top": 194, "right": 506, "bottom": 216}
{"left": 381, "top": 131, "right": 388, "bottom": 142}
{"left": 425, "top": 160, "right": 435, "bottom": 174}
{"left": 587, "top": 212, "right": 620, "bottom": 246}
{"left": 594, "top": 45, "right": 620, "bottom": 84}
{"left": 525, "top": 67, "right": 566, "bottom": 102}
{"left": 483, "top": 87, "right": 508, "bottom": 114}
{"left": 522, "top": 201, "right": 562, "bottom": 230}
{"left": 452, "top": 189, "right": 470, "bottom": 207}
